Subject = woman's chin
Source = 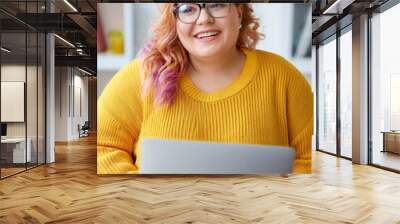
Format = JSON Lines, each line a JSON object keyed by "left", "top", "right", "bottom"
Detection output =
{"left": 192, "top": 47, "right": 224, "bottom": 59}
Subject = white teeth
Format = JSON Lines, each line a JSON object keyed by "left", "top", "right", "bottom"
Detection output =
{"left": 196, "top": 32, "right": 218, "bottom": 38}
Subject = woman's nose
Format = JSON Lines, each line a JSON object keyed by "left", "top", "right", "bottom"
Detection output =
{"left": 196, "top": 8, "right": 213, "bottom": 25}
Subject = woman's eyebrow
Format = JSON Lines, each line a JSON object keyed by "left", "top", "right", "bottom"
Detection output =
{"left": 175, "top": 3, "right": 193, "bottom": 6}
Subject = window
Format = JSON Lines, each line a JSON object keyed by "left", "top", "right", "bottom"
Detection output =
{"left": 370, "top": 2, "right": 400, "bottom": 171}
{"left": 318, "top": 37, "right": 337, "bottom": 154}
{"left": 340, "top": 29, "right": 352, "bottom": 158}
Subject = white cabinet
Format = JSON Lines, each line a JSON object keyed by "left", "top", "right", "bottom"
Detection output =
{"left": 1, "top": 138, "right": 32, "bottom": 163}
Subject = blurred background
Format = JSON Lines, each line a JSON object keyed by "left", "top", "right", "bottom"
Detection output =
{"left": 97, "top": 3, "right": 312, "bottom": 97}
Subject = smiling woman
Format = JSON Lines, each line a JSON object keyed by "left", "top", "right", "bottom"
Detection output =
{"left": 97, "top": 3, "right": 314, "bottom": 174}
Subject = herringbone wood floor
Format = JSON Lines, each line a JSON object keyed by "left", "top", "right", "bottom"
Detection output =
{"left": 0, "top": 135, "right": 400, "bottom": 224}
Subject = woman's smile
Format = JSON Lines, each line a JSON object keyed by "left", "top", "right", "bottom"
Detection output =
{"left": 193, "top": 29, "right": 221, "bottom": 43}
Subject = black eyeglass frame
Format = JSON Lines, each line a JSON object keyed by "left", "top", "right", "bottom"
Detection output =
{"left": 173, "top": 3, "right": 234, "bottom": 24}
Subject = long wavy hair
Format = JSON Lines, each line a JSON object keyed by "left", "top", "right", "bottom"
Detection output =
{"left": 138, "top": 3, "right": 264, "bottom": 106}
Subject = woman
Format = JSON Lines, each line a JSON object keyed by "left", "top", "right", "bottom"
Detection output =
{"left": 97, "top": 3, "right": 313, "bottom": 174}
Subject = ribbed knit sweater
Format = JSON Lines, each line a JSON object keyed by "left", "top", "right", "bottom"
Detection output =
{"left": 97, "top": 48, "right": 314, "bottom": 174}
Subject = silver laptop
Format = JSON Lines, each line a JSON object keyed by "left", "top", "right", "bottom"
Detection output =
{"left": 139, "top": 138, "right": 295, "bottom": 174}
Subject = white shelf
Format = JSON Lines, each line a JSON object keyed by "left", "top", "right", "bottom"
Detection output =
{"left": 98, "top": 53, "right": 133, "bottom": 71}
{"left": 97, "top": 4, "right": 135, "bottom": 71}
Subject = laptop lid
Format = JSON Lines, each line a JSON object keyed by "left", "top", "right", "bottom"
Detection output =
{"left": 139, "top": 138, "right": 295, "bottom": 174}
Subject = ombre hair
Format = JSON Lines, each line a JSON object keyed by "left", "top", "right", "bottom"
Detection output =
{"left": 138, "top": 3, "right": 264, "bottom": 106}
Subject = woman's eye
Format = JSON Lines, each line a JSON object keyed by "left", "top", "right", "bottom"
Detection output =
{"left": 179, "top": 5, "right": 196, "bottom": 14}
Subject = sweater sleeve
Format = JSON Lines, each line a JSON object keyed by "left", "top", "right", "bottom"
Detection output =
{"left": 286, "top": 64, "right": 314, "bottom": 174}
{"left": 97, "top": 59, "right": 143, "bottom": 174}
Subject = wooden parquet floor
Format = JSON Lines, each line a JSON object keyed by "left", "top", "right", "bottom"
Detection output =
{"left": 1, "top": 134, "right": 400, "bottom": 224}
{"left": 1, "top": 167, "right": 26, "bottom": 178}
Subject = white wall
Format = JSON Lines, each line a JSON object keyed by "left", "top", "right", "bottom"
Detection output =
{"left": 253, "top": 4, "right": 293, "bottom": 62}
{"left": 133, "top": 4, "right": 158, "bottom": 56}
{"left": 54, "top": 67, "right": 89, "bottom": 141}
{"left": 73, "top": 73, "right": 89, "bottom": 138}
{"left": 253, "top": 4, "right": 311, "bottom": 81}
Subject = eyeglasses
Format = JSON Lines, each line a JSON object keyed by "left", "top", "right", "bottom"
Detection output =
{"left": 173, "top": 3, "right": 232, "bottom": 24}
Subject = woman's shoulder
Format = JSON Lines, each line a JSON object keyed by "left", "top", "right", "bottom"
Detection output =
{"left": 248, "top": 49, "right": 308, "bottom": 87}
{"left": 251, "top": 49, "right": 294, "bottom": 69}
{"left": 250, "top": 48, "right": 307, "bottom": 83}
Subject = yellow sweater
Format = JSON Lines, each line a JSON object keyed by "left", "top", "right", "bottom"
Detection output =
{"left": 97, "top": 48, "right": 314, "bottom": 174}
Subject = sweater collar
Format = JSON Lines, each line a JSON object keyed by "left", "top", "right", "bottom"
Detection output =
{"left": 180, "top": 48, "right": 258, "bottom": 102}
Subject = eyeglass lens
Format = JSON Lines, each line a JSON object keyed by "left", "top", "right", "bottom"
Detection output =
{"left": 176, "top": 3, "right": 231, "bottom": 23}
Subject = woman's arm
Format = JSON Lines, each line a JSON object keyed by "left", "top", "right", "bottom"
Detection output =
{"left": 97, "top": 60, "right": 143, "bottom": 174}
{"left": 286, "top": 65, "right": 314, "bottom": 174}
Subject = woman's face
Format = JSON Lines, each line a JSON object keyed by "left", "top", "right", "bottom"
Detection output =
{"left": 175, "top": 3, "right": 243, "bottom": 59}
